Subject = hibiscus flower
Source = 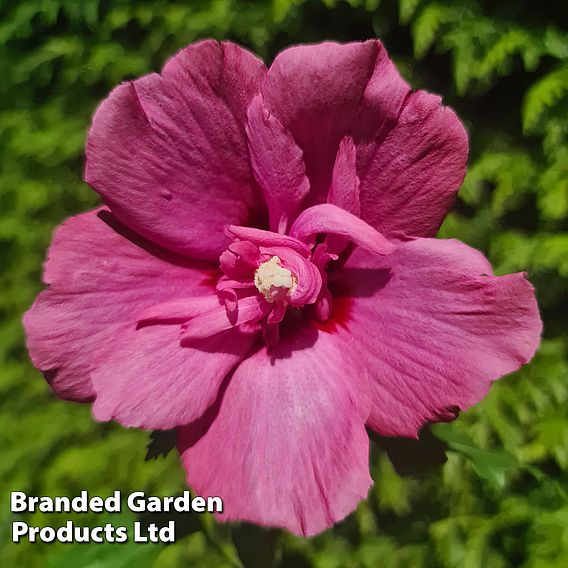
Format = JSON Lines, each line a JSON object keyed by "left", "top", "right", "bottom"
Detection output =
{"left": 23, "top": 40, "right": 541, "bottom": 536}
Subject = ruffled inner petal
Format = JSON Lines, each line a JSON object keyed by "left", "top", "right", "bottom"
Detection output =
{"left": 246, "top": 94, "right": 310, "bottom": 233}
{"left": 181, "top": 295, "right": 270, "bottom": 344}
{"left": 225, "top": 225, "right": 311, "bottom": 257}
{"left": 261, "top": 40, "right": 409, "bottom": 206}
{"left": 289, "top": 203, "right": 395, "bottom": 256}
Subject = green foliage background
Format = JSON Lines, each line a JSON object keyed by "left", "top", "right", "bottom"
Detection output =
{"left": 0, "top": 0, "right": 566, "bottom": 566}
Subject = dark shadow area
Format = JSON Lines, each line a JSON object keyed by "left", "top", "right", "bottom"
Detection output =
{"left": 329, "top": 267, "right": 392, "bottom": 298}
{"left": 232, "top": 524, "right": 281, "bottom": 568}
{"left": 369, "top": 426, "right": 448, "bottom": 477}
{"left": 145, "top": 429, "right": 177, "bottom": 461}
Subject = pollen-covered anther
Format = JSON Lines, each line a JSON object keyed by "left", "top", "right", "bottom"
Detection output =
{"left": 254, "top": 256, "right": 297, "bottom": 303}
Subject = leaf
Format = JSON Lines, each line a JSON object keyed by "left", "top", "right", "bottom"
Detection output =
{"left": 432, "top": 424, "right": 518, "bottom": 488}
{"left": 523, "top": 65, "right": 568, "bottom": 133}
{"left": 411, "top": 3, "right": 455, "bottom": 59}
{"left": 399, "top": 0, "right": 421, "bottom": 24}
{"left": 373, "top": 454, "right": 411, "bottom": 515}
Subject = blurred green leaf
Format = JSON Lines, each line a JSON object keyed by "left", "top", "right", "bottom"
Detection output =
{"left": 432, "top": 424, "right": 518, "bottom": 488}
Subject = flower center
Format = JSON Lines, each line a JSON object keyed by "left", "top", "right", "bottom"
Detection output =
{"left": 211, "top": 225, "right": 342, "bottom": 346}
{"left": 141, "top": 208, "right": 393, "bottom": 349}
{"left": 254, "top": 256, "right": 297, "bottom": 303}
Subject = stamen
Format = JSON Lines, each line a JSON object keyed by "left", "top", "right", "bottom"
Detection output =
{"left": 254, "top": 256, "right": 297, "bottom": 303}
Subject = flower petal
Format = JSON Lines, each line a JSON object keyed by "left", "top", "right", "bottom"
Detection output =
{"left": 326, "top": 136, "right": 361, "bottom": 255}
{"left": 262, "top": 40, "right": 409, "bottom": 205}
{"left": 22, "top": 208, "right": 237, "bottom": 427}
{"left": 226, "top": 225, "right": 311, "bottom": 257}
{"left": 289, "top": 204, "right": 395, "bottom": 256}
{"left": 357, "top": 91, "right": 468, "bottom": 238}
{"left": 330, "top": 238, "right": 542, "bottom": 437}
{"left": 180, "top": 295, "right": 269, "bottom": 344}
{"left": 85, "top": 40, "right": 267, "bottom": 261}
{"left": 137, "top": 296, "right": 220, "bottom": 327}
{"left": 246, "top": 94, "right": 310, "bottom": 233}
{"left": 92, "top": 324, "right": 257, "bottom": 429}
{"left": 178, "top": 326, "right": 372, "bottom": 536}
{"left": 219, "top": 240, "right": 261, "bottom": 281}
{"left": 328, "top": 136, "right": 360, "bottom": 216}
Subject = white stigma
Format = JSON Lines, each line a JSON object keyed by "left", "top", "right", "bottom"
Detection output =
{"left": 254, "top": 256, "right": 297, "bottom": 303}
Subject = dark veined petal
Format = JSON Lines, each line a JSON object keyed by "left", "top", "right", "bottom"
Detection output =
{"left": 357, "top": 91, "right": 468, "bottom": 238}
{"left": 327, "top": 238, "right": 541, "bottom": 437}
{"left": 23, "top": 207, "right": 256, "bottom": 428}
{"left": 85, "top": 40, "right": 267, "bottom": 261}
{"left": 178, "top": 326, "right": 372, "bottom": 537}
{"left": 261, "top": 40, "right": 410, "bottom": 208}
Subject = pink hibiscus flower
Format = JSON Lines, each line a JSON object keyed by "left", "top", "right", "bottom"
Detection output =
{"left": 23, "top": 40, "right": 541, "bottom": 536}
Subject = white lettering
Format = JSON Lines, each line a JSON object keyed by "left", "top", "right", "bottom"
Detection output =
{"left": 207, "top": 496, "right": 223, "bottom": 513}
{"left": 133, "top": 521, "right": 147, "bottom": 542}
{"left": 192, "top": 496, "right": 206, "bottom": 512}
{"left": 10, "top": 492, "right": 28, "bottom": 513}
{"left": 105, "top": 491, "right": 121, "bottom": 512}
{"left": 127, "top": 492, "right": 146, "bottom": 513}
{"left": 12, "top": 521, "right": 28, "bottom": 542}
{"left": 90, "top": 496, "right": 103, "bottom": 513}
